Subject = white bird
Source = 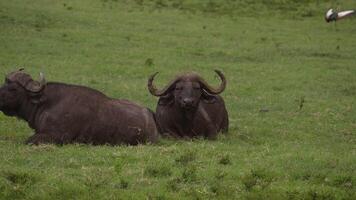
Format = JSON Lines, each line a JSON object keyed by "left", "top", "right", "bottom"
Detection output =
{"left": 325, "top": 9, "right": 355, "bottom": 22}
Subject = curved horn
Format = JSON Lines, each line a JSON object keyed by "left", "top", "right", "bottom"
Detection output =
{"left": 25, "top": 72, "right": 46, "bottom": 93}
{"left": 148, "top": 72, "right": 178, "bottom": 96}
{"left": 199, "top": 70, "right": 226, "bottom": 94}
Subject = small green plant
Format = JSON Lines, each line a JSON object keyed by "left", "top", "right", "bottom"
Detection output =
{"left": 218, "top": 153, "right": 232, "bottom": 165}
{"left": 166, "top": 177, "right": 181, "bottom": 191}
{"left": 117, "top": 178, "right": 129, "bottom": 189}
{"left": 115, "top": 156, "right": 128, "bottom": 176}
{"left": 144, "top": 162, "right": 172, "bottom": 178}
{"left": 209, "top": 179, "right": 232, "bottom": 197}
{"left": 175, "top": 150, "right": 196, "bottom": 165}
{"left": 145, "top": 58, "right": 154, "bottom": 67}
{"left": 333, "top": 175, "right": 353, "bottom": 188}
{"left": 214, "top": 170, "right": 227, "bottom": 180}
{"left": 241, "top": 169, "right": 274, "bottom": 191}
{"left": 2, "top": 171, "right": 38, "bottom": 185}
{"left": 181, "top": 165, "right": 197, "bottom": 183}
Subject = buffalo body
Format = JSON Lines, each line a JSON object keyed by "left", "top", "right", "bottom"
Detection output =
{"left": 0, "top": 70, "right": 158, "bottom": 145}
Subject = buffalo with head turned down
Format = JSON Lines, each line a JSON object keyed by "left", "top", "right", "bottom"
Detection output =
{"left": 0, "top": 69, "right": 158, "bottom": 145}
{"left": 148, "top": 70, "right": 228, "bottom": 139}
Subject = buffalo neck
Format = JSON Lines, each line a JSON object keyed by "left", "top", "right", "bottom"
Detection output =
{"left": 177, "top": 105, "right": 197, "bottom": 126}
{"left": 17, "top": 98, "right": 42, "bottom": 129}
{"left": 173, "top": 107, "right": 197, "bottom": 136}
{"left": 182, "top": 109, "right": 197, "bottom": 121}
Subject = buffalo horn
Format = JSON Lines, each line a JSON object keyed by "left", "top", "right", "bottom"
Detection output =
{"left": 25, "top": 72, "right": 46, "bottom": 93}
{"left": 148, "top": 72, "right": 178, "bottom": 96}
{"left": 199, "top": 70, "right": 226, "bottom": 94}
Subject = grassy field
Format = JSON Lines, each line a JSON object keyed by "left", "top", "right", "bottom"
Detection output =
{"left": 0, "top": 0, "right": 355, "bottom": 199}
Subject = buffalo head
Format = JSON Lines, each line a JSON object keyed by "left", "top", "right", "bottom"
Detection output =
{"left": 0, "top": 69, "right": 46, "bottom": 113}
{"left": 148, "top": 70, "right": 226, "bottom": 110}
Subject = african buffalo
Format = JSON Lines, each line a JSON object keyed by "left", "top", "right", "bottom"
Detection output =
{"left": 147, "top": 70, "right": 228, "bottom": 139}
{"left": 0, "top": 69, "right": 158, "bottom": 145}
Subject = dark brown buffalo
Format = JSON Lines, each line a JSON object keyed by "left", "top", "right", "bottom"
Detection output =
{"left": 0, "top": 69, "right": 158, "bottom": 145}
{"left": 148, "top": 70, "right": 228, "bottom": 139}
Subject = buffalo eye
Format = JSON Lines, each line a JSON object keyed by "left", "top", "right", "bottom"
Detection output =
{"left": 175, "top": 87, "right": 183, "bottom": 91}
{"left": 193, "top": 86, "right": 200, "bottom": 90}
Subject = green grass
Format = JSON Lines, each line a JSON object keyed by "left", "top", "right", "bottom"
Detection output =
{"left": 0, "top": 0, "right": 355, "bottom": 199}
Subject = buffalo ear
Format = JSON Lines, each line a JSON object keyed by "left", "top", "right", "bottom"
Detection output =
{"left": 158, "top": 94, "right": 174, "bottom": 106}
{"left": 201, "top": 89, "right": 217, "bottom": 104}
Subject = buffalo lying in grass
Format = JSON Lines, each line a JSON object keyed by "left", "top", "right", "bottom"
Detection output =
{"left": 0, "top": 69, "right": 159, "bottom": 145}
{"left": 148, "top": 70, "right": 228, "bottom": 139}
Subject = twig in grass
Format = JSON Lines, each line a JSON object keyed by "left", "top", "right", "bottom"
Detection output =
{"left": 299, "top": 96, "right": 305, "bottom": 110}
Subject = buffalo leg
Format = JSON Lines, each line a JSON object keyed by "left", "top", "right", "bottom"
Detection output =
{"left": 162, "top": 131, "right": 182, "bottom": 139}
{"left": 25, "top": 133, "right": 62, "bottom": 145}
{"left": 221, "top": 117, "right": 229, "bottom": 134}
{"left": 205, "top": 125, "right": 218, "bottom": 140}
